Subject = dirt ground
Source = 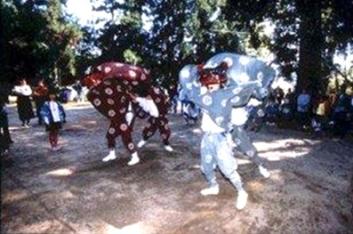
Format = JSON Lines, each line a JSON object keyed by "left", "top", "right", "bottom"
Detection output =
{"left": 1, "top": 102, "right": 353, "bottom": 234}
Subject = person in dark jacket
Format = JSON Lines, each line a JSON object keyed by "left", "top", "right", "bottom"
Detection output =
{"left": 0, "top": 85, "right": 13, "bottom": 153}
{"left": 40, "top": 89, "right": 66, "bottom": 151}
{"left": 12, "top": 79, "right": 35, "bottom": 127}
{"left": 332, "top": 91, "right": 351, "bottom": 138}
{"left": 0, "top": 100, "right": 12, "bottom": 155}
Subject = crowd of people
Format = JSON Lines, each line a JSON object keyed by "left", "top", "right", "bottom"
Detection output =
{"left": 0, "top": 78, "right": 67, "bottom": 155}
{"left": 262, "top": 87, "right": 353, "bottom": 138}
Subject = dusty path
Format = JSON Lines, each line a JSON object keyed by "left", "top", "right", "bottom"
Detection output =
{"left": 2, "top": 102, "right": 353, "bottom": 234}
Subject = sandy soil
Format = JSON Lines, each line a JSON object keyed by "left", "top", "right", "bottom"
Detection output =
{"left": 1, "top": 102, "right": 353, "bottom": 234}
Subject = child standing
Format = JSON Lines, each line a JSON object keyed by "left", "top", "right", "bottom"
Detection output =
{"left": 40, "top": 90, "right": 66, "bottom": 151}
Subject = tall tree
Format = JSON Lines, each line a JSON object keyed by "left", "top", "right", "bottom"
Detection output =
{"left": 93, "top": 0, "right": 146, "bottom": 64}
{"left": 0, "top": 0, "right": 81, "bottom": 85}
{"left": 267, "top": 0, "right": 353, "bottom": 93}
{"left": 84, "top": 0, "right": 353, "bottom": 92}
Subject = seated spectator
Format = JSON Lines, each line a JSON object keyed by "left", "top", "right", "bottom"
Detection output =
{"left": 58, "top": 87, "right": 70, "bottom": 103}
{"left": 281, "top": 97, "right": 294, "bottom": 118}
{"left": 274, "top": 87, "right": 285, "bottom": 105}
{"left": 265, "top": 97, "right": 279, "bottom": 126}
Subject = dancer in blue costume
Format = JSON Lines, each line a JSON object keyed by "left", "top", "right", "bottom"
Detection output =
{"left": 179, "top": 53, "right": 275, "bottom": 210}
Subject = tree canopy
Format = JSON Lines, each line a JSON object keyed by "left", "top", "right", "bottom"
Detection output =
{"left": 1, "top": 0, "right": 81, "bottom": 85}
{"left": 1, "top": 0, "right": 353, "bottom": 93}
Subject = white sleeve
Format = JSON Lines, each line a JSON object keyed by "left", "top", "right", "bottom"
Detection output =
{"left": 21, "top": 85, "right": 32, "bottom": 96}
{"left": 14, "top": 85, "right": 32, "bottom": 96}
{"left": 13, "top": 86, "right": 21, "bottom": 94}
{"left": 136, "top": 97, "right": 159, "bottom": 118}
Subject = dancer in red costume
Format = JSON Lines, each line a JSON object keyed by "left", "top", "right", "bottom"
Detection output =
{"left": 83, "top": 62, "right": 173, "bottom": 166}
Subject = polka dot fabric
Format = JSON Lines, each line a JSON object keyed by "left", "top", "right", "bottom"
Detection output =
{"left": 178, "top": 53, "right": 276, "bottom": 131}
{"left": 87, "top": 79, "right": 130, "bottom": 121}
{"left": 83, "top": 62, "right": 152, "bottom": 153}
{"left": 83, "top": 62, "right": 151, "bottom": 90}
{"left": 84, "top": 62, "right": 173, "bottom": 152}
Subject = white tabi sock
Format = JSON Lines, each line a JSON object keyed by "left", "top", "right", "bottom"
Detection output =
{"left": 102, "top": 149, "right": 117, "bottom": 162}
{"left": 127, "top": 152, "right": 140, "bottom": 166}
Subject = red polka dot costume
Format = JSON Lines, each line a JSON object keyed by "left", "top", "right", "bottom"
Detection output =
{"left": 87, "top": 79, "right": 136, "bottom": 153}
{"left": 83, "top": 62, "right": 174, "bottom": 164}
{"left": 83, "top": 62, "right": 151, "bottom": 165}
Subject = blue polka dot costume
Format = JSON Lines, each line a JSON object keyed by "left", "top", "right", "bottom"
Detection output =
{"left": 179, "top": 86, "right": 201, "bottom": 124}
{"left": 179, "top": 53, "right": 275, "bottom": 208}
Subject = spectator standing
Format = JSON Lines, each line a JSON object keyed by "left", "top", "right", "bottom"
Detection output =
{"left": 348, "top": 88, "right": 353, "bottom": 132}
{"left": 40, "top": 89, "right": 66, "bottom": 151}
{"left": 274, "top": 87, "right": 285, "bottom": 105}
{"left": 296, "top": 89, "right": 311, "bottom": 130}
{"left": 312, "top": 95, "right": 330, "bottom": 133}
{"left": 0, "top": 91, "right": 13, "bottom": 155}
{"left": 332, "top": 90, "right": 351, "bottom": 138}
{"left": 12, "top": 79, "right": 35, "bottom": 127}
{"left": 33, "top": 79, "right": 48, "bottom": 125}
{"left": 168, "top": 84, "right": 178, "bottom": 114}
{"left": 265, "top": 96, "right": 279, "bottom": 126}
{"left": 279, "top": 97, "right": 294, "bottom": 124}
{"left": 73, "top": 80, "right": 83, "bottom": 103}
{"left": 285, "top": 88, "right": 296, "bottom": 113}
{"left": 182, "top": 100, "right": 200, "bottom": 124}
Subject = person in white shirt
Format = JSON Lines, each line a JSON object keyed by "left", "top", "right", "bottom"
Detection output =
{"left": 40, "top": 90, "right": 66, "bottom": 151}
{"left": 12, "top": 79, "right": 35, "bottom": 127}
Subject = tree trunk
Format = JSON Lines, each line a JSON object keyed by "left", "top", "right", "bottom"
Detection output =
{"left": 296, "top": 0, "right": 323, "bottom": 95}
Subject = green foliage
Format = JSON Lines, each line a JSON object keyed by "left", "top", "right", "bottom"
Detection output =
{"left": 2, "top": 0, "right": 353, "bottom": 93}
{"left": 123, "top": 49, "right": 142, "bottom": 65}
{"left": 265, "top": 0, "right": 353, "bottom": 93}
{"left": 1, "top": 0, "right": 82, "bottom": 86}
